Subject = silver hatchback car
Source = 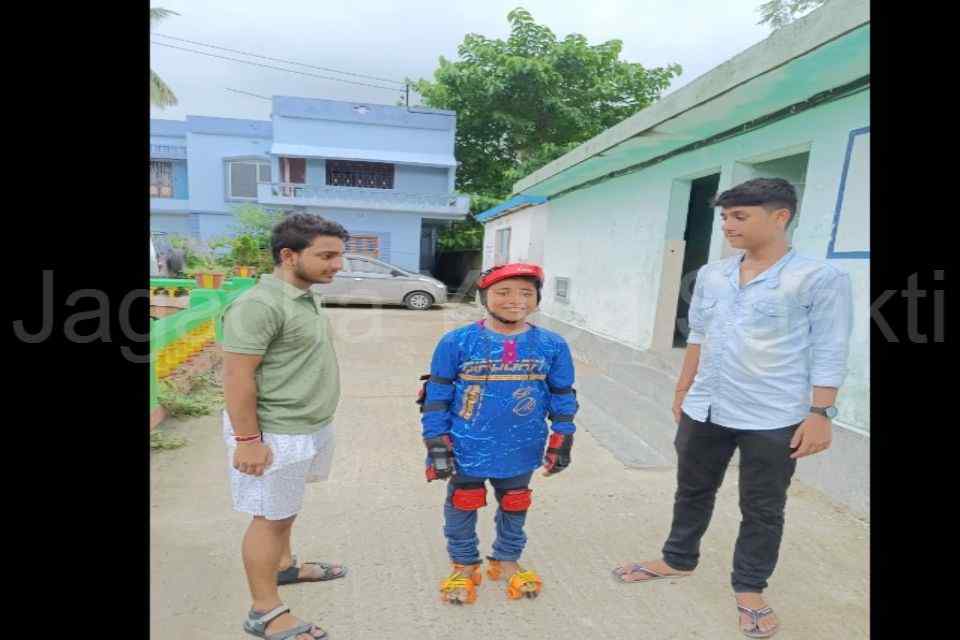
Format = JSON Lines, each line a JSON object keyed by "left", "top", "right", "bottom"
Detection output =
{"left": 313, "top": 254, "right": 447, "bottom": 310}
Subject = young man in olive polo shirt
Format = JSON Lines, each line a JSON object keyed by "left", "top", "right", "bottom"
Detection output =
{"left": 222, "top": 213, "right": 349, "bottom": 640}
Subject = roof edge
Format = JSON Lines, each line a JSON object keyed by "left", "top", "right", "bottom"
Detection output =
{"left": 475, "top": 195, "right": 548, "bottom": 223}
{"left": 512, "top": 0, "right": 869, "bottom": 194}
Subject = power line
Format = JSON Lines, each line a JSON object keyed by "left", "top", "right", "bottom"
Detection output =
{"left": 226, "top": 87, "right": 272, "bottom": 101}
{"left": 227, "top": 86, "right": 390, "bottom": 108}
{"left": 151, "top": 41, "right": 405, "bottom": 93}
{"left": 153, "top": 33, "right": 406, "bottom": 86}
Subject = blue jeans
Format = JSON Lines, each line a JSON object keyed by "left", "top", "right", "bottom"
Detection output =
{"left": 443, "top": 472, "right": 534, "bottom": 565}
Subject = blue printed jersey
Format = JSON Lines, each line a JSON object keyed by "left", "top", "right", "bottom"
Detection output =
{"left": 420, "top": 321, "right": 579, "bottom": 478}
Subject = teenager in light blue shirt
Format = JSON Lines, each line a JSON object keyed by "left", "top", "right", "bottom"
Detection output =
{"left": 612, "top": 178, "right": 853, "bottom": 639}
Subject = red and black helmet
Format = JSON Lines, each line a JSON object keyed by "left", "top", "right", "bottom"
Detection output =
{"left": 478, "top": 263, "right": 545, "bottom": 289}
{"left": 477, "top": 263, "right": 545, "bottom": 304}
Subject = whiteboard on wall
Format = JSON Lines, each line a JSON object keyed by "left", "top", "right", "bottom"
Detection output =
{"left": 828, "top": 128, "right": 870, "bottom": 258}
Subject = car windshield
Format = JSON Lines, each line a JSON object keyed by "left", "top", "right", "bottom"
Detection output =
{"left": 351, "top": 258, "right": 394, "bottom": 275}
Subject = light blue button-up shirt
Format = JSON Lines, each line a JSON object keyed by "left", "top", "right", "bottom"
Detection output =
{"left": 681, "top": 248, "right": 853, "bottom": 430}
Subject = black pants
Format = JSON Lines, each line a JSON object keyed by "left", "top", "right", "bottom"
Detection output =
{"left": 661, "top": 411, "right": 800, "bottom": 593}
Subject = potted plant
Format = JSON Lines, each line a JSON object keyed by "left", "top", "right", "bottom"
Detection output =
{"left": 188, "top": 255, "right": 227, "bottom": 289}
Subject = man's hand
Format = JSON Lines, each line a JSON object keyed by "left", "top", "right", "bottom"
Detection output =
{"left": 673, "top": 388, "right": 689, "bottom": 424}
{"left": 789, "top": 414, "right": 832, "bottom": 459}
{"left": 233, "top": 442, "right": 273, "bottom": 476}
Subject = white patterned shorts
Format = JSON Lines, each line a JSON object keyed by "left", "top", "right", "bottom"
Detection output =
{"left": 222, "top": 411, "right": 336, "bottom": 521}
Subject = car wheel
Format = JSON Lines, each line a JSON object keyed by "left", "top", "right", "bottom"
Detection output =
{"left": 404, "top": 291, "right": 434, "bottom": 310}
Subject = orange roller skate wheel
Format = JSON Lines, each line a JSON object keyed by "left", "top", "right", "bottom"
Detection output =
{"left": 506, "top": 569, "right": 543, "bottom": 600}
{"left": 439, "top": 564, "right": 481, "bottom": 605}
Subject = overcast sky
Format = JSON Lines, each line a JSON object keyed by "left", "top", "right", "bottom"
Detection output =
{"left": 150, "top": 0, "right": 774, "bottom": 122}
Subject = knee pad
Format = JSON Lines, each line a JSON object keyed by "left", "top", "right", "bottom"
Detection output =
{"left": 498, "top": 488, "right": 532, "bottom": 512}
{"left": 451, "top": 485, "right": 487, "bottom": 511}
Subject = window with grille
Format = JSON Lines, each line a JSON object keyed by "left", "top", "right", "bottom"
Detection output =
{"left": 228, "top": 161, "right": 271, "bottom": 199}
{"left": 150, "top": 160, "right": 173, "bottom": 198}
{"left": 346, "top": 235, "right": 380, "bottom": 258}
{"left": 494, "top": 228, "right": 511, "bottom": 266}
{"left": 555, "top": 277, "right": 570, "bottom": 303}
{"left": 326, "top": 160, "right": 394, "bottom": 189}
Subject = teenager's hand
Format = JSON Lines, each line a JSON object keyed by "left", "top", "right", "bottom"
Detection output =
{"left": 789, "top": 415, "right": 832, "bottom": 459}
{"left": 672, "top": 388, "right": 689, "bottom": 424}
{"left": 233, "top": 442, "right": 273, "bottom": 476}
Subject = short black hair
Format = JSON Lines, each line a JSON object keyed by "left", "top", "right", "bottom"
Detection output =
{"left": 270, "top": 212, "right": 349, "bottom": 264}
{"left": 712, "top": 178, "right": 798, "bottom": 228}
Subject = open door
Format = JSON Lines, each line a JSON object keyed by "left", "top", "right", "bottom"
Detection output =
{"left": 280, "top": 157, "right": 307, "bottom": 196}
{"left": 674, "top": 173, "right": 720, "bottom": 347}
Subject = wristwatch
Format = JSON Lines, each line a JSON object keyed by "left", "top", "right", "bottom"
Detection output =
{"left": 810, "top": 405, "right": 838, "bottom": 419}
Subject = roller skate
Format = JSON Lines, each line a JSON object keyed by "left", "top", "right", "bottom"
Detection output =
{"left": 486, "top": 558, "right": 543, "bottom": 599}
{"left": 439, "top": 563, "right": 482, "bottom": 605}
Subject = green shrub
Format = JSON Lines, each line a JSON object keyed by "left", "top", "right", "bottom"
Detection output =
{"left": 150, "top": 431, "right": 187, "bottom": 451}
{"left": 158, "top": 371, "right": 223, "bottom": 418}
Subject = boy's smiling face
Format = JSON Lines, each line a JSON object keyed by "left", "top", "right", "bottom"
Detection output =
{"left": 486, "top": 277, "right": 539, "bottom": 323}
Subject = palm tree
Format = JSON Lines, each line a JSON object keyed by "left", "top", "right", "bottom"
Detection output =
{"left": 150, "top": 7, "right": 179, "bottom": 108}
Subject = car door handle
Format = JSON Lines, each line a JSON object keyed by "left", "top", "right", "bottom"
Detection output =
{"left": 353, "top": 278, "right": 363, "bottom": 281}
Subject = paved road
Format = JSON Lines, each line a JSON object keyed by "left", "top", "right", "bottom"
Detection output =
{"left": 150, "top": 304, "right": 868, "bottom": 639}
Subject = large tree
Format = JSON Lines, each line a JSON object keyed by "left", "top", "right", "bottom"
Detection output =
{"left": 150, "top": 7, "right": 179, "bottom": 108}
{"left": 413, "top": 8, "right": 681, "bottom": 199}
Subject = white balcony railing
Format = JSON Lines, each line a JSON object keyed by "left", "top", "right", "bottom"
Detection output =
{"left": 257, "top": 183, "right": 470, "bottom": 216}
{"left": 150, "top": 144, "right": 187, "bottom": 159}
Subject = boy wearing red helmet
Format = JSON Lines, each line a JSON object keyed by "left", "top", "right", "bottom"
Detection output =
{"left": 417, "top": 262, "right": 579, "bottom": 604}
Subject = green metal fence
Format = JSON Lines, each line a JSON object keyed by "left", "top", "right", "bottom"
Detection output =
{"left": 149, "top": 277, "right": 256, "bottom": 412}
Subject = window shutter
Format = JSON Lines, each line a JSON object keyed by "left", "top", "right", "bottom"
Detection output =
{"left": 346, "top": 235, "right": 380, "bottom": 257}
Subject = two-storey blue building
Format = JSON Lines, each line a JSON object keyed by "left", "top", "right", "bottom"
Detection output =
{"left": 149, "top": 96, "right": 469, "bottom": 273}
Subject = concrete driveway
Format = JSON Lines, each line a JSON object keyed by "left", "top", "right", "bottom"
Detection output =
{"left": 150, "top": 304, "right": 868, "bottom": 639}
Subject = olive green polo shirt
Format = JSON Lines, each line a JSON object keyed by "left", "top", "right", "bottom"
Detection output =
{"left": 221, "top": 274, "right": 340, "bottom": 435}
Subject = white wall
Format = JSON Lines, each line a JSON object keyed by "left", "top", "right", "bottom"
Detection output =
{"left": 481, "top": 203, "right": 550, "bottom": 271}
{"left": 538, "top": 89, "right": 870, "bottom": 432}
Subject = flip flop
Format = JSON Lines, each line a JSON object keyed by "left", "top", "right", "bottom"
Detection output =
{"left": 611, "top": 563, "right": 691, "bottom": 583}
{"left": 277, "top": 554, "right": 348, "bottom": 585}
{"left": 738, "top": 604, "right": 779, "bottom": 638}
